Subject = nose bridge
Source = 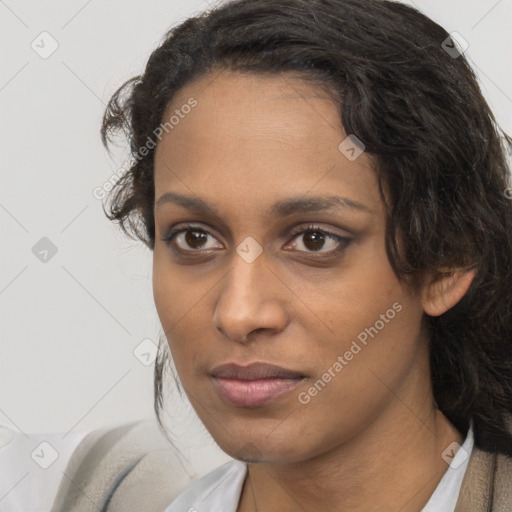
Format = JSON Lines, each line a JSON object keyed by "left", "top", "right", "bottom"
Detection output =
{"left": 212, "top": 249, "right": 288, "bottom": 342}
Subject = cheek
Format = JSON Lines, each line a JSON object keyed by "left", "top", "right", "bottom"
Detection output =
{"left": 152, "top": 249, "right": 175, "bottom": 328}
{"left": 291, "top": 298, "right": 424, "bottom": 453}
{"left": 301, "top": 233, "right": 410, "bottom": 338}
{"left": 152, "top": 248, "right": 211, "bottom": 379}
{"left": 152, "top": 246, "right": 200, "bottom": 327}
{"left": 299, "top": 235, "right": 424, "bottom": 404}
{"left": 152, "top": 250, "right": 190, "bottom": 360}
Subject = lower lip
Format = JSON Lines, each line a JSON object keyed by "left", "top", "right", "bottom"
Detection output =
{"left": 211, "top": 376, "right": 304, "bottom": 407}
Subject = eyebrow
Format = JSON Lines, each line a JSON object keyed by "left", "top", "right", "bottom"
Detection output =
{"left": 155, "top": 192, "right": 373, "bottom": 217}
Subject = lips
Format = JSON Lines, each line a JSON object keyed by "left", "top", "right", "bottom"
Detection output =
{"left": 211, "top": 362, "right": 305, "bottom": 380}
{"left": 210, "top": 362, "right": 306, "bottom": 407}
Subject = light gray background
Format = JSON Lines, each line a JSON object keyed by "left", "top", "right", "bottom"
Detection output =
{"left": 1, "top": 0, "right": 511, "bottom": 461}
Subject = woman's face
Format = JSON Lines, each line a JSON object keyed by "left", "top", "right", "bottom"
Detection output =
{"left": 153, "top": 70, "right": 429, "bottom": 463}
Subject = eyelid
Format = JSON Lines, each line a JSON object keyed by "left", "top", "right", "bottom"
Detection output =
{"left": 283, "top": 223, "right": 352, "bottom": 256}
{"left": 162, "top": 223, "right": 224, "bottom": 253}
{"left": 287, "top": 223, "right": 350, "bottom": 242}
{"left": 161, "top": 222, "right": 352, "bottom": 256}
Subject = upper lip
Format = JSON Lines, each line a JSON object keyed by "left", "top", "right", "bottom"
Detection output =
{"left": 210, "top": 362, "right": 305, "bottom": 380}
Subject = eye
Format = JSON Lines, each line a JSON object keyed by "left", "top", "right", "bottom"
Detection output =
{"left": 284, "top": 224, "right": 351, "bottom": 256}
{"left": 160, "top": 223, "right": 352, "bottom": 258}
{"left": 161, "top": 224, "right": 223, "bottom": 253}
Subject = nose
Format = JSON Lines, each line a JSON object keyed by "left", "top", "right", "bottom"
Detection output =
{"left": 212, "top": 252, "right": 290, "bottom": 344}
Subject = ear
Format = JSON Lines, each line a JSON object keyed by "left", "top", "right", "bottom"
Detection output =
{"left": 420, "top": 268, "right": 476, "bottom": 317}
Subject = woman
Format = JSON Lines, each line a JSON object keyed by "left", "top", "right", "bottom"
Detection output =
{"left": 100, "top": 0, "right": 512, "bottom": 510}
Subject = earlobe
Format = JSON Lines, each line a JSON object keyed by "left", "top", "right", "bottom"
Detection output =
{"left": 420, "top": 268, "right": 477, "bottom": 317}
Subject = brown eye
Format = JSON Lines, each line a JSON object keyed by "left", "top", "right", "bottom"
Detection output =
{"left": 301, "top": 230, "right": 326, "bottom": 251}
{"left": 162, "top": 225, "right": 223, "bottom": 252}
{"left": 184, "top": 229, "right": 208, "bottom": 249}
{"left": 287, "top": 225, "right": 351, "bottom": 255}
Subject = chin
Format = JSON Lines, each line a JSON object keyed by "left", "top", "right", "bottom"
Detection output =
{"left": 214, "top": 431, "right": 308, "bottom": 465}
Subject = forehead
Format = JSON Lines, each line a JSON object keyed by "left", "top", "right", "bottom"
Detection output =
{"left": 162, "top": 70, "right": 341, "bottom": 145}
{"left": 153, "top": 70, "right": 380, "bottom": 217}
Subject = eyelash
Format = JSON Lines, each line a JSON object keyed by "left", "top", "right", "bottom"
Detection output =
{"left": 160, "top": 223, "right": 352, "bottom": 259}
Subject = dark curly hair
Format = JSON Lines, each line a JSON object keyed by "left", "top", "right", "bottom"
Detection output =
{"left": 100, "top": 0, "right": 512, "bottom": 455}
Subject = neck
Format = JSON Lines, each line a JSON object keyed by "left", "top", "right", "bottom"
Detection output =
{"left": 237, "top": 382, "right": 463, "bottom": 512}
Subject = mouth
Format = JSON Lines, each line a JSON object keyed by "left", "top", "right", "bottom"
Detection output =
{"left": 210, "top": 362, "right": 306, "bottom": 408}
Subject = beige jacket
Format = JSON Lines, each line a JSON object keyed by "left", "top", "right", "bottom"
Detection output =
{"left": 51, "top": 421, "right": 512, "bottom": 512}
{"left": 455, "top": 443, "right": 512, "bottom": 511}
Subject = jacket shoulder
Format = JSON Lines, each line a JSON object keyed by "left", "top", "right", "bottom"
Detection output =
{"left": 51, "top": 420, "right": 195, "bottom": 512}
{"left": 456, "top": 445, "right": 512, "bottom": 512}
{"left": 493, "top": 451, "right": 512, "bottom": 511}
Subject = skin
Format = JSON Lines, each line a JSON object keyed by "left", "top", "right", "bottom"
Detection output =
{"left": 152, "top": 70, "right": 475, "bottom": 512}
